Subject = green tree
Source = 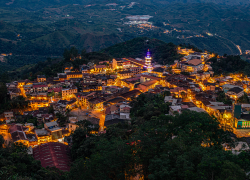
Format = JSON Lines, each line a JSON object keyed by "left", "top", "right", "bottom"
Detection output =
{"left": 63, "top": 48, "right": 71, "bottom": 61}
{"left": 48, "top": 90, "right": 55, "bottom": 97}
{"left": 69, "top": 137, "right": 135, "bottom": 180}
{"left": 70, "top": 46, "right": 78, "bottom": 59}
{"left": 56, "top": 113, "right": 68, "bottom": 127}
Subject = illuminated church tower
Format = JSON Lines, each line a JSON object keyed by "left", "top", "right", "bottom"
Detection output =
{"left": 145, "top": 49, "right": 153, "bottom": 72}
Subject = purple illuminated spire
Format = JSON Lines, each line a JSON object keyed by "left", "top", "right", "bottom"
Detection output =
{"left": 146, "top": 49, "right": 151, "bottom": 58}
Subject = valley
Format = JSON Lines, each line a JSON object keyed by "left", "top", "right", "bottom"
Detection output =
{"left": 1, "top": 1, "right": 250, "bottom": 72}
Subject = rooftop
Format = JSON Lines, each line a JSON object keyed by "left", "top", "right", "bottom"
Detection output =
{"left": 11, "top": 131, "right": 27, "bottom": 142}
{"left": 228, "top": 87, "right": 244, "bottom": 94}
{"left": 141, "top": 80, "right": 157, "bottom": 87}
{"left": 33, "top": 142, "right": 71, "bottom": 171}
{"left": 186, "top": 59, "right": 202, "bottom": 66}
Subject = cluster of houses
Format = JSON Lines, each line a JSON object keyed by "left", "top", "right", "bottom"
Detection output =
{"left": 2, "top": 47, "right": 250, "bottom": 169}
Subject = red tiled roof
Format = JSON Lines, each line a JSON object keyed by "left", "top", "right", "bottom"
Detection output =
{"left": 123, "top": 107, "right": 130, "bottom": 110}
{"left": 48, "top": 87, "right": 62, "bottom": 93}
{"left": 9, "top": 124, "right": 27, "bottom": 134}
{"left": 170, "top": 87, "right": 186, "bottom": 93}
{"left": 33, "top": 142, "right": 71, "bottom": 171}
{"left": 141, "top": 75, "right": 161, "bottom": 81}
{"left": 125, "top": 58, "right": 145, "bottom": 66}
{"left": 105, "top": 107, "right": 111, "bottom": 115}
{"left": 124, "top": 77, "right": 140, "bottom": 82}
{"left": 141, "top": 80, "right": 157, "bottom": 87}
{"left": 186, "top": 59, "right": 202, "bottom": 66}
{"left": 95, "top": 65, "right": 106, "bottom": 69}
{"left": 181, "top": 105, "right": 189, "bottom": 109}
{"left": 33, "top": 84, "right": 48, "bottom": 88}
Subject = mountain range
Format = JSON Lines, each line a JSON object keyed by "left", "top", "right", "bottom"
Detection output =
{"left": 1, "top": 0, "right": 250, "bottom": 9}
{"left": 1, "top": 0, "right": 250, "bottom": 71}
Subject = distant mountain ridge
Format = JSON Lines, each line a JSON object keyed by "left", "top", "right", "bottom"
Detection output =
{"left": 1, "top": 0, "right": 250, "bottom": 10}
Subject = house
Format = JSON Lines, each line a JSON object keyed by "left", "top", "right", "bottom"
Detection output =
{"left": 62, "top": 87, "right": 77, "bottom": 99}
{"left": 67, "top": 117, "right": 79, "bottom": 132}
{"left": 152, "top": 67, "right": 165, "bottom": 77}
{"left": 30, "top": 92, "right": 48, "bottom": 100}
{"left": 222, "top": 84, "right": 243, "bottom": 93}
{"left": 44, "top": 121, "right": 63, "bottom": 141}
{"left": 195, "top": 73, "right": 210, "bottom": 81}
{"left": 35, "top": 129, "right": 51, "bottom": 144}
{"left": 224, "top": 141, "right": 250, "bottom": 155}
{"left": 186, "top": 107, "right": 206, "bottom": 113}
{"left": 9, "top": 125, "right": 29, "bottom": 146}
{"left": 124, "top": 58, "right": 146, "bottom": 68}
{"left": 88, "top": 98, "right": 104, "bottom": 110}
{"left": 236, "top": 114, "right": 250, "bottom": 129}
{"left": 164, "top": 96, "right": 178, "bottom": 105}
{"left": 9, "top": 88, "right": 21, "bottom": 99}
{"left": 57, "top": 99, "right": 77, "bottom": 110}
{"left": 130, "top": 67, "right": 142, "bottom": 74}
{"left": 106, "top": 105, "right": 119, "bottom": 114}
{"left": 139, "top": 80, "right": 158, "bottom": 92}
{"left": 120, "top": 113, "right": 130, "bottom": 119}
{"left": 57, "top": 73, "right": 67, "bottom": 81}
{"left": 119, "top": 104, "right": 131, "bottom": 120}
{"left": 120, "top": 104, "right": 131, "bottom": 113}
{"left": 105, "top": 114, "right": 120, "bottom": 122}
{"left": 37, "top": 75, "right": 46, "bottom": 82}
{"left": 180, "top": 59, "right": 204, "bottom": 73}
{"left": 225, "top": 87, "right": 244, "bottom": 99}
{"left": 17, "top": 80, "right": 26, "bottom": 87}
{"left": 140, "top": 75, "right": 161, "bottom": 83}
{"left": 241, "top": 104, "right": 250, "bottom": 111}
{"left": 170, "top": 87, "right": 188, "bottom": 98}
{"left": 4, "top": 112, "right": 14, "bottom": 121}
{"left": 32, "top": 84, "right": 48, "bottom": 92}
{"left": 203, "top": 82, "right": 216, "bottom": 91}
{"left": 29, "top": 100, "right": 49, "bottom": 109}
{"left": 66, "top": 72, "right": 83, "bottom": 79}
{"left": 117, "top": 71, "right": 134, "bottom": 79}
{"left": 104, "top": 114, "right": 126, "bottom": 126}
{"left": 23, "top": 84, "right": 33, "bottom": 93}
{"left": 120, "top": 90, "right": 141, "bottom": 101}
{"left": 81, "top": 65, "right": 89, "bottom": 73}
{"left": 112, "top": 58, "right": 123, "bottom": 69}
{"left": 169, "top": 106, "right": 182, "bottom": 116}
{"left": 26, "top": 134, "right": 38, "bottom": 147}
{"left": 93, "top": 65, "right": 107, "bottom": 73}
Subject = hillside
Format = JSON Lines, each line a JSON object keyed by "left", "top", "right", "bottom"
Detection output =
{"left": 1, "top": 1, "right": 250, "bottom": 72}
{"left": 102, "top": 37, "right": 181, "bottom": 64}
{"left": 1, "top": 0, "right": 250, "bottom": 9}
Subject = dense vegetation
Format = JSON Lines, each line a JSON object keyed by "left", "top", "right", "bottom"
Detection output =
{"left": 68, "top": 93, "right": 250, "bottom": 180}
{"left": 209, "top": 55, "right": 250, "bottom": 76}
{"left": 0, "top": 139, "right": 67, "bottom": 180}
{"left": 102, "top": 37, "right": 182, "bottom": 64}
{"left": 2, "top": 47, "right": 112, "bottom": 81}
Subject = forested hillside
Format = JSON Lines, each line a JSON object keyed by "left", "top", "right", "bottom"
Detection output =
{"left": 2, "top": 1, "right": 250, "bottom": 75}
{"left": 102, "top": 37, "right": 182, "bottom": 65}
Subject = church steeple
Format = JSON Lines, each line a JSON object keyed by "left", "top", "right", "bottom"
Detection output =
{"left": 145, "top": 49, "right": 153, "bottom": 72}
{"left": 145, "top": 49, "right": 152, "bottom": 66}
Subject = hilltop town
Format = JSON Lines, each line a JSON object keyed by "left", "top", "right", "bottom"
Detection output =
{"left": 1, "top": 45, "right": 250, "bottom": 171}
